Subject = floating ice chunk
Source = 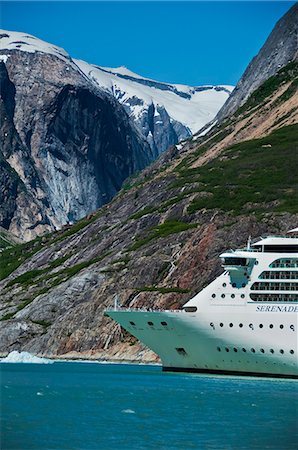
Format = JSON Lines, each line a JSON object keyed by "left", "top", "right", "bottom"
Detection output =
{"left": 121, "top": 409, "right": 136, "bottom": 414}
{"left": 1, "top": 351, "right": 53, "bottom": 364}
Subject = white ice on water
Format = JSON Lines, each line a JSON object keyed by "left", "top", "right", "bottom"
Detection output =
{"left": 1, "top": 350, "right": 54, "bottom": 364}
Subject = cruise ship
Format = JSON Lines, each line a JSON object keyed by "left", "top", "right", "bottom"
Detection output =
{"left": 105, "top": 229, "right": 298, "bottom": 378}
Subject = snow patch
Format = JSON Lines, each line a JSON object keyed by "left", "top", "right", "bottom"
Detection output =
{"left": 0, "top": 54, "right": 9, "bottom": 63}
{"left": 1, "top": 351, "right": 54, "bottom": 364}
{"left": 75, "top": 59, "right": 232, "bottom": 134}
{"left": 0, "top": 29, "right": 69, "bottom": 61}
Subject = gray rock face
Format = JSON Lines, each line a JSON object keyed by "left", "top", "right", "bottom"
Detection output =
{"left": 217, "top": 3, "right": 298, "bottom": 120}
{"left": 0, "top": 51, "right": 153, "bottom": 240}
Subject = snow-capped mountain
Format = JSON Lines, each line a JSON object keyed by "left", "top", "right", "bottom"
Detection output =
{"left": 0, "top": 30, "right": 233, "bottom": 156}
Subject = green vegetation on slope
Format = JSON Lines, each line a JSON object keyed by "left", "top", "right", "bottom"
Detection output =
{"left": 0, "top": 239, "right": 44, "bottom": 281}
{"left": 235, "top": 61, "right": 298, "bottom": 116}
{"left": 129, "top": 220, "right": 197, "bottom": 251}
{"left": 186, "top": 124, "right": 298, "bottom": 215}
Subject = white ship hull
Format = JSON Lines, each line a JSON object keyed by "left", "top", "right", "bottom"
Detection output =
{"left": 107, "top": 308, "right": 298, "bottom": 378}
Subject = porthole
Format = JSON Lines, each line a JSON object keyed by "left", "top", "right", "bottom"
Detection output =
{"left": 270, "top": 349, "right": 274, "bottom": 354}
{"left": 242, "top": 348, "right": 246, "bottom": 352}
{"left": 212, "top": 294, "right": 216, "bottom": 298}
{"left": 231, "top": 294, "right": 235, "bottom": 298}
{"left": 269, "top": 324, "right": 274, "bottom": 329}
{"left": 161, "top": 321, "right": 167, "bottom": 326}
{"left": 148, "top": 321, "right": 154, "bottom": 326}
{"left": 241, "top": 294, "right": 245, "bottom": 299}
{"left": 223, "top": 283, "right": 226, "bottom": 287}
{"left": 239, "top": 323, "right": 243, "bottom": 328}
{"left": 232, "top": 283, "right": 236, "bottom": 287}
{"left": 242, "top": 283, "right": 246, "bottom": 288}
{"left": 280, "top": 349, "right": 284, "bottom": 354}
{"left": 220, "top": 323, "right": 224, "bottom": 327}
{"left": 255, "top": 261, "right": 259, "bottom": 265}
{"left": 229, "top": 323, "right": 233, "bottom": 328}
{"left": 280, "top": 324, "right": 284, "bottom": 329}
{"left": 225, "top": 347, "right": 229, "bottom": 352}
{"left": 221, "top": 294, "right": 225, "bottom": 298}
{"left": 251, "top": 348, "right": 256, "bottom": 353}
{"left": 260, "top": 349, "right": 265, "bottom": 353}
{"left": 259, "top": 324, "right": 263, "bottom": 328}
{"left": 184, "top": 306, "right": 197, "bottom": 312}
{"left": 233, "top": 348, "right": 238, "bottom": 353}
{"left": 129, "top": 321, "right": 136, "bottom": 326}
{"left": 217, "top": 347, "right": 221, "bottom": 352}
{"left": 290, "top": 350, "right": 294, "bottom": 354}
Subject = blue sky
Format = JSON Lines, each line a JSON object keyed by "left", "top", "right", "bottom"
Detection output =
{"left": 0, "top": 1, "right": 295, "bottom": 86}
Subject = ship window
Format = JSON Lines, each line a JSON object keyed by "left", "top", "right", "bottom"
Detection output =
{"left": 290, "top": 350, "right": 294, "bottom": 354}
{"left": 148, "top": 321, "right": 154, "bottom": 326}
{"left": 161, "top": 321, "right": 168, "bottom": 326}
{"left": 280, "top": 324, "right": 284, "bottom": 329}
{"left": 251, "top": 348, "right": 255, "bottom": 353}
{"left": 251, "top": 281, "right": 298, "bottom": 291}
{"left": 260, "top": 349, "right": 265, "bottom": 353}
{"left": 280, "top": 349, "right": 284, "bottom": 354}
{"left": 239, "top": 323, "right": 243, "bottom": 328}
{"left": 184, "top": 306, "right": 197, "bottom": 313}
{"left": 229, "top": 323, "right": 233, "bottom": 327}
{"left": 232, "top": 283, "right": 236, "bottom": 287}
{"left": 129, "top": 321, "right": 136, "bottom": 326}
{"left": 233, "top": 348, "right": 238, "bottom": 352}
{"left": 231, "top": 294, "right": 235, "bottom": 298}
{"left": 217, "top": 347, "right": 221, "bottom": 352}
{"left": 241, "top": 294, "right": 245, "bottom": 298}
{"left": 259, "top": 324, "right": 263, "bottom": 328}
{"left": 270, "top": 349, "right": 274, "bottom": 354}
{"left": 269, "top": 324, "right": 274, "bottom": 329}
{"left": 242, "top": 348, "right": 246, "bottom": 352}
{"left": 212, "top": 294, "right": 216, "bottom": 298}
{"left": 270, "top": 258, "right": 298, "bottom": 268}
{"left": 223, "top": 257, "right": 247, "bottom": 266}
{"left": 264, "top": 245, "right": 298, "bottom": 253}
{"left": 221, "top": 294, "right": 225, "bottom": 298}
{"left": 259, "top": 271, "right": 298, "bottom": 280}
{"left": 225, "top": 348, "right": 229, "bottom": 352}
{"left": 223, "top": 283, "right": 226, "bottom": 287}
{"left": 250, "top": 293, "right": 298, "bottom": 302}
{"left": 220, "top": 323, "right": 224, "bottom": 327}
{"left": 176, "top": 347, "right": 187, "bottom": 356}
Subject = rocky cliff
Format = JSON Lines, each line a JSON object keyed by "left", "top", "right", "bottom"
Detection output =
{"left": 0, "top": 47, "right": 152, "bottom": 241}
{"left": 216, "top": 3, "right": 298, "bottom": 121}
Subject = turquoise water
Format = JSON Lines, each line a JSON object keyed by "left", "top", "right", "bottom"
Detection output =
{"left": 1, "top": 362, "right": 297, "bottom": 449}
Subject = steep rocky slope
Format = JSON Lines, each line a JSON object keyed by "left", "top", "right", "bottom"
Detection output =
{"left": 0, "top": 47, "right": 152, "bottom": 241}
{"left": 216, "top": 3, "right": 297, "bottom": 121}
{"left": 0, "top": 30, "right": 231, "bottom": 241}
{"left": 0, "top": 58, "right": 297, "bottom": 361}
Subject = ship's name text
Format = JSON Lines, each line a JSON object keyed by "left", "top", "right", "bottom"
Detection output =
{"left": 256, "top": 305, "right": 298, "bottom": 313}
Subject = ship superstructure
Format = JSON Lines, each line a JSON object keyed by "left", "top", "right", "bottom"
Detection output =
{"left": 105, "top": 230, "right": 298, "bottom": 378}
